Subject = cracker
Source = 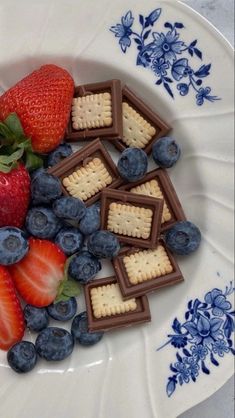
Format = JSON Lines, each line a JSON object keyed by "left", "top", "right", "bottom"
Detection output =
{"left": 122, "top": 102, "right": 156, "bottom": 148}
{"left": 90, "top": 283, "right": 137, "bottom": 318}
{"left": 62, "top": 157, "right": 112, "bottom": 201}
{"left": 123, "top": 245, "right": 173, "bottom": 285}
{"left": 72, "top": 92, "right": 112, "bottom": 130}
{"left": 130, "top": 179, "right": 171, "bottom": 223}
{"left": 107, "top": 202, "right": 153, "bottom": 239}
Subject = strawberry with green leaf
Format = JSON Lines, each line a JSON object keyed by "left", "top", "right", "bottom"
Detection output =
{"left": 0, "top": 113, "right": 43, "bottom": 228}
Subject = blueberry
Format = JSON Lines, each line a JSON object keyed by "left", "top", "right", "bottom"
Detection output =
{"left": 71, "top": 312, "right": 103, "bottom": 346}
{"left": 0, "top": 227, "right": 29, "bottom": 265}
{"left": 79, "top": 203, "right": 101, "bottom": 235}
{"left": 47, "top": 297, "right": 77, "bottom": 321}
{"left": 152, "top": 137, "right": 181, "bottom": 168}
{"left": 31, "top": 172, "right": 62, "bottom": 205}
{"left": 24, "top": 305, "right": 49, "bottom": 332}
{"left": 117, "top": 148, "right": 148, "bottom": 182}
{"left": 47, "top": 143, "right": 73, "bottom": 167}
{"left": 53, "top": 196, "right": 86, "bottom": 221}
{"left": 7, "top": 342, "right": 37, "bottom": 373}
{"left": 87, "top": 230, "right": 120, "bottom": 258}
{"left": 30, "top": 167, "right": 45, "bottom": 182}
{"left": 25, "top": 207, "right": 62, "bottom": 239}
{"left": 164, "top": 221, "right": 201, "bottom": 255}
{"left": 35, "top": 327, "right": 74, "bottom": 361}
{"left": 55, "top": 227, "right": 84, "bottom": 256}
{"left": 68, "top": 251, "right": 101, "bottom": 283}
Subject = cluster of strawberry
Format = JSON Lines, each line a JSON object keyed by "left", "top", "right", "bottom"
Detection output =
{"left": 0, "top": 65, "right": 75, "bottom": 352}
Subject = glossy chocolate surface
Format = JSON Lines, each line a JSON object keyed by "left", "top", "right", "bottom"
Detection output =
{"left": 48, "top": 138, "right": 122, "bottom": 206}
{"left": 100, "top": 188, "right": 163, "bottom": 248}
{"left": 119, "top": 168, "right": 186, "bottom": 231}
{"left": 113, "top": 242, "right": 184, "bottom": 299}
{"left": 84, "top": 276, "right": 151, "bottom": 332}
{"left": 114, "top": 86, "right": 171, "bottom": 154}
{"left": 65, "top": 79, "right": 123, "bottom": 141}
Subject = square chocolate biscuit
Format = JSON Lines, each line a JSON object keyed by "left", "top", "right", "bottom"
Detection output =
{"left": 114, "top": 86, "right": 171, "bottom": 154}
{"left": 65, "top": 80, "right": 123, "bottom": 141}
{"left": 48, "top": 138, "right": 122, "bottom": 206}
{"left": 101, "top": 189, "right": 163, "bottom": 248}
{"left": 113, "top": 242, "right": 184, "bottom": 299}
{"left": 119, "top": 168, "right": 186, "bottom": 231}
{"left": 84, "top": 276, "right": 151, "bottom": 332}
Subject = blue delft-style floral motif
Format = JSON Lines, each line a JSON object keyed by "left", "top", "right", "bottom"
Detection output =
{"left": 110, "top": 9, "right": 220, "bottom": 105}
{"left": 157, "top": 282, "right": 235, "bottom": 397}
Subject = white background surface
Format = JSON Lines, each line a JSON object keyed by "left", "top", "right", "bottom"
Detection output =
{"left": 181, "top": 1, "right": 234, "bottom": 418}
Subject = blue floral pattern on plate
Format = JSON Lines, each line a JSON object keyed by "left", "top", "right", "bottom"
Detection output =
{"left": 157, "top": 282, "right": 235, "bottom": 397}
{"left": 110, "top": 9, "right": 220, "bottom": 105}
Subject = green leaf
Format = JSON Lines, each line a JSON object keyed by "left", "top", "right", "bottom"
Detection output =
{"left": 54, "top": 256, "right": 81, "bottom": 303}
{"left": 62, "top": 280, "right": 81, "bottom": 297}
{"left": 17, "top": 138, "right": 33, "bottom": 152}
{"left": 0, "top": 148, "right": 24, "bottom": 164}
{"left": 0, "top": 113, "right": 42, "bottom": 174}
{"left": 55, "top": 279, "right": 81, "bottom": 303}
{"left": 0, "top": 162, "right": 11, "bottom": 173}
{"left": 4, "top": 113, "right": 24, "bottom": 137}
{"left": 0, "top": 161, "right": 18, "bottom": 173}
{"left": 0, "top": 122, "right": 14, "bottom": 140}
{"left": 25, "top": 151, "right": 43, "bottom": 172}
{"left": 55, "top": 294, "right": 71, "bottom": 303}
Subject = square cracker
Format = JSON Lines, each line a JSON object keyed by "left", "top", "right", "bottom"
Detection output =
{"left": 90, "top": 283, "right": 137, "bottom": 318}
{"left": 130, "top": 179, "right": 171, "bottom": 223}
{"left": 72, "top": 92, "right": 112, "bottom": 130}
{"left": 123, "top": 245, "right": 173, "bottom": 285}
{"left": 107, "top": 202, "right": 153, "bottom": 239}
{"left": 122, "top": 102, "right": 156, "bottom": 148}
{"left": 62, "top": 157, "right": 112, "bottom": 201}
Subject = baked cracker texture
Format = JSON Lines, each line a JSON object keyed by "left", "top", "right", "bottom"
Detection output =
{"left": 122, "top": 102, "right": 156, "bottom": 148}
{"left": 63, "top": 157, "right": 112, "bottom": 201}
{"left": 123, "top": 245, "right": 173, "bottom": 285}
{"left": 72, "top": 92, "right": 112, "bottom": 130}
{"left": 107, "top": 202, "right": 153, "bottom": 239}
{"left": 90, "top": 283, "right": 137, "bottom": 318}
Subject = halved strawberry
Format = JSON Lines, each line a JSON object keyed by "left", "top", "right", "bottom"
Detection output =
{"left": 0, "top": 266, "right": 25, "bottom": 351}
{"left": 9, "top": 238, "right": 67, "bottom": 307}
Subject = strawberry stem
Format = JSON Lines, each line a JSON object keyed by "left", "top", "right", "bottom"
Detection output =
{"left": 0, "top": 113, "right": 43, "bottom": 172}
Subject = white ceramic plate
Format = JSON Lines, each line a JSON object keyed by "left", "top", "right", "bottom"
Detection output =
{"left": 0, "top": 1, "right": 234, "bottom": 417}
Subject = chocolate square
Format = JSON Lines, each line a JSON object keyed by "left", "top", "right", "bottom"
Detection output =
{"left": 100, "top": 189, "right": 163, "bottom": 248}
{"left": 84, "top": 276, "right": 151, "bottom": 332}
{"left": 48, "top": 138, "right": 122, "bottom": 206}
{"left": 113, "top": 243, "right": 184, "bottom": 299}
{"left": 114, "top": 86, "right": 171, "bottom": 154}
{"left": 65, "top": 80, "right": 123, "bottom": 141}
{"left": 119, "top": 168, "right": 186, "bottom": 231}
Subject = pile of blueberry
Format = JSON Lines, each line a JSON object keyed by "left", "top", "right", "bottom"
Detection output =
{"left": 2, "top": 138, "right": 201, "bottom": 373}
{"left": 8, "top": 307, "right": 104, "bottom": 374}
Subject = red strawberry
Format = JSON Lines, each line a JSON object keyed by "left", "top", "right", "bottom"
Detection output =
{"left": 9, "top": 238, "right": 67, "bottom": 307}
{"left": 0, "top": 65, "right": 74, "bottom": 153}
{"left": 0, "top": 163, "right": 30, "bottom": 228}
{"left": 0, "top": 266, "right": 25, "bottom": 351}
